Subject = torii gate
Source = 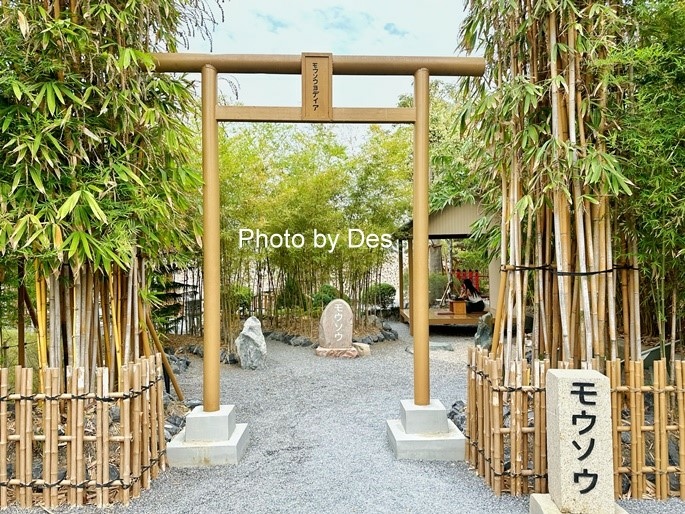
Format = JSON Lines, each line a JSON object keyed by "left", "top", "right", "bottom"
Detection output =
{"left": 153, "top": 53, "right": 485, "bottom": 465}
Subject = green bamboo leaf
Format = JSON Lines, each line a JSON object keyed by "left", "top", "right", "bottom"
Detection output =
{"left": 83, "top": 190, "right": 108, "bottom": 224}
{"left": 11, "top": 81, "right": 23, "bottom": 101}
{"left": 29, "top": 168, "right": 46, "bottom": 194}
{"left": 46, "top": 84, "right": 56, "bottom": 115}
{"left": 57, "top": 190, "right": 82, "bottom": 219}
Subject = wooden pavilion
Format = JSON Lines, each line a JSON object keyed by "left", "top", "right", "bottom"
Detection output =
{"left": 398, "top": 203, "right": 500, "bottom": 327}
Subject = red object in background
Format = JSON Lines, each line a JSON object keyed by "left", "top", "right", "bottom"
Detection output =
{"left": 453, "top": 269, "right": 480, "bottom": 290}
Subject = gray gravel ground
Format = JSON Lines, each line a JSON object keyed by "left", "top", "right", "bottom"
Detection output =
{"left": 8, "top": 322, "right": 685, "bottom": 513}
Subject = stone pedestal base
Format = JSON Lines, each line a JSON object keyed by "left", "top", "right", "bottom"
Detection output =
{"left": 530, "top": 494, "right": 628, "bottom": 514}
{"left": 387, "top": 399, "right": 464, "bottom": 461}
{"left": 167, "top": 405, "right": 249, "bottom": 467}
{"left": 315, "top": 347, "right": 358, "bottom": 358}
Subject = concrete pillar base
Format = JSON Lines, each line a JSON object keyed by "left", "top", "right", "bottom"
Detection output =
{"left": 387, "top": 399, "right": 464, "bottom": 461}
{"left": 167, "top": 405, "right": 249, "bottom": 467}
{"left": 529, "top": 494, "right": 628, "bottom": 514}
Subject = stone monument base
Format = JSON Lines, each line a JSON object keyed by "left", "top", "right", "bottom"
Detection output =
{"left": 315, "top": 347, "right": 358, "bottom": 358}
{"left": 167, "top": 405, "right": 249, "bottom": 467}
{"left": 387, "top": 399, "right": 464, "bottom": 461}
{"left": 530, "top": 494, "right": 628, "bottom": 514}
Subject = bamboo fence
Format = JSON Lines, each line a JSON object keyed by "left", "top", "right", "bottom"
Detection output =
{"left": 0, "top": 354, "right": 166, "bottom": 509}
{"left": 466, "top": 347, "right": 685, "bottom": 500}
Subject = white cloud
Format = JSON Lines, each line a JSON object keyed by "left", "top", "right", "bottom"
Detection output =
{"left": 189, "top": 0, "right": 469, "bottom": 107}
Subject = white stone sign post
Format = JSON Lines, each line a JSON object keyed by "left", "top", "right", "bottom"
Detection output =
{"left": 530, "top": 369, "right": 627, "bottom": 514}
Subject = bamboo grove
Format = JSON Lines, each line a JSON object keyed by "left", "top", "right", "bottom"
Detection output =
{"left": 458, "top": 0, "right": 683, "bottom": 377}
{"left": 0, "top": 0, "right": 218, "bottom": 390}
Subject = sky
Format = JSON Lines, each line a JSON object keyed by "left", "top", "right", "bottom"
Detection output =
{"left": 188, "top": 0, "right": 470, "bottom": 108}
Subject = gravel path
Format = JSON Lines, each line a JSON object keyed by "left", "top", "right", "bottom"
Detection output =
{"left": 9, "top": 322, "right": 685, "bottom": 513}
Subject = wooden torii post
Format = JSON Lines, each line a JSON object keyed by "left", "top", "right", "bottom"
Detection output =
{"left": 152, "top": 53, "right": 485, "bottom": 412}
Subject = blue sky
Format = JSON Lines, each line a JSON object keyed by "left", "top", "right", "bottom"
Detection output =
{"left": 189, "top": 0, "right": 470, "bottom": 108}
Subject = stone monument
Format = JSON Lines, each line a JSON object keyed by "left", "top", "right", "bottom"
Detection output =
{"left": 315, "top": 299, "right": 358, "bottom": 358}
{"left": 530, "top": 368, "right": 627, "bottom": 514}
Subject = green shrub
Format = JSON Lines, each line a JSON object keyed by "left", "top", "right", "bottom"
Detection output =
{"left": 428, "top": 273, "right": 449, "bottom": 306}
{"left": 364, "top": 282, "right": 396, "bottom": 309}
{"left": 312, "top": 284, "right": 340, "bottom": 308}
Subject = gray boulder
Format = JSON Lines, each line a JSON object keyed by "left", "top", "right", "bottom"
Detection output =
{"left": 235, "top": 316, "right": 267, "bottom": 370}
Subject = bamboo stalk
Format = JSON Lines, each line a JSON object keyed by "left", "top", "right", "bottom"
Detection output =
{"left": 509, "top": 360, "right": 519, "bottom": 495}
{"left": 146, "top": 311, "right": 184, "bottom": 400}
{"left": 637, "top": 361, "right": 645, "bottom": 498}
{"left": 477, "top": 350, "right": 485, "bottom": 476}
{"left": 16, "top": 366, "right": 25, "bottom": 507}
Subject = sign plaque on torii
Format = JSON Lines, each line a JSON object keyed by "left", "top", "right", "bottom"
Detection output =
{"left": 152, "top": 52, "right": 485, "bottom": 414}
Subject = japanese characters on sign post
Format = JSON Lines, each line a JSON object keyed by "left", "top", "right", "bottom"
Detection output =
{"left": 546, "top": 369, "right": 615, "bottom": 514}
{"left": 302, "top": 53, "right": 332, "bottom": 121}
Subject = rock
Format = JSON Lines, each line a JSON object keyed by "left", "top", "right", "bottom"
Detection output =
{"left": 367, "top": 315, "right": 384, "bottom": 330}
{"left": 352, "top": 342, "right": 371, "bottom": 356}
{"left": 371, "top": 334, "right": 379, "bottom": 342}
{"left": 185, "top": 399, "right": 202, "bottom": 409}
{"left": 382, "top": 330, "right": 397, "bottom": 341}
{"left": 167, "top": 414, "right": 185, "bottom": 428}
{"left": 108, "top": 464, "right": 120, "bottom": 482}
{"left": 474, "top": 312, "right": 494, "bottom": 350}
{"left": 235, "top": 316, "right": 267, "bottom": 369}
{"left": 382, "top": 321, "right": 392, "bottom": 331}
{"left": 448, "top": 400, "right": 467, "bottom": 432}
{"left": 362, "top": 336, "right": 373, "bottom": 345}
{"left": 164, "top": 429, "right": 172, "bottom": 441}
{"left": 291, "top": 336, "right": 312, "bottom": 347}
{"left": 110, "top": 406, "right": 121, "bottom": 423}
{"left": 165, "top": 423, "right": 182, "bottom": 437}
{"left": 32, "top": 460, "right": 43, "bottom": 480}
{"left": 376, "top": 332, "right": 385, "bottom": 342}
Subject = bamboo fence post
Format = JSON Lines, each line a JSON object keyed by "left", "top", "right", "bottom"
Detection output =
{"left": 484, "top": 358, "right": 492, "bottom": 488}
{"left": 657, "top": 360, "right": 668, "bottom": 498}
{"left": 477, "top": 350, "right": 485, "bottom": 477}
{"left": 75, "top": 366, "right": 85, "bottom": 505}
{"left": 156, "top": 354, "right": 167, "bottom": 471}
{"left": 522, "top": 362, "right": 530, "bottom": 495}
{"left": 96, "top": 369, "right": 104, "bottom": 507}
{"left": 654, "top": 361, "right": 662, "bottom": 499}
{"left": 25, "top": 368, "right": 33, "bottom": 507}
{"left": 121, "top": 365, "right": 131, "bottom": 506}
{"left": 492, "top": 358, "right": 503, "bottom": 496}
{"left": 465, "top": 347, "right": 474, "bottom": 463}
{"left": 43, "top": 369, "right": 52, "bottom": 507}
{"left": 609, "top": 360, "right": 620, "bottom": 498}
{"left": 66, "top": 367, "right": 74, "bottom": 505}
{"left": 637, "top": 361, "right": 645, "bottom": 498}
{"left": 132, "top": 362, "right": 142, "bottom": 499}
{"left": 541, "top": 359, "right": 548, "bottom": 492}
{"left": 149, "top": 356, "right": 160, "bottom": 480}
{"left": 141, "top": 358, "right": 151, "bottom": 489}
{"left": 0, "top": 368, "right": 7, "bottom": 508}
{"left": 50, "top": 369, "right": 59, "bottom": 507}
{"left": 16, "top": 366, "right": 25, "bottom": 507}
{"left": 629, "top": 360, "right": 638, "bottom": 497}
{"left": 509, "top": 360, "right": 519, "bottom": 495}
{"left": 533, "top": 360, "right": 541, "bottom": 493}
{"left": 677, "top": 360, "right": 685, "bottom": 499}
{"left": 102, "top": 368, "right": 110, "bottom": 505}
